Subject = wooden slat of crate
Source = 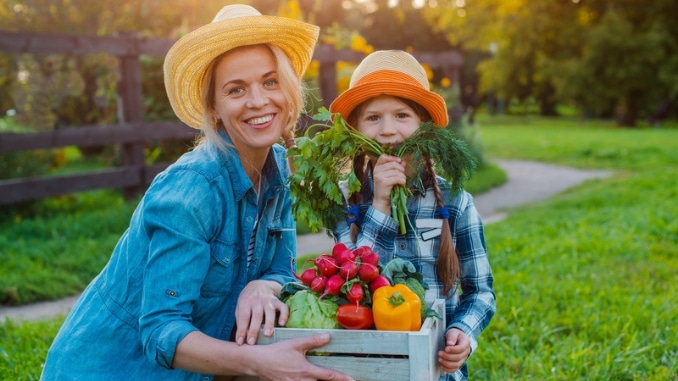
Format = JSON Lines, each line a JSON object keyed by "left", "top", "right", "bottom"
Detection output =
{"left": 306, "top": 356, "right": 410, "bottom": 381}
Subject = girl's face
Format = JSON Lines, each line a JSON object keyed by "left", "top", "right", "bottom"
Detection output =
{"left": 212, "top": 45, "right": 289, "bottom": 158}
{"left": 354, "top": 95, "right": 422, "bottom": 147}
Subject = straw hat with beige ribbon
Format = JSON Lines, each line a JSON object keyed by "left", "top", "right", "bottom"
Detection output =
{"left": 330, "top": 50, "right": 449, "bottom": 127}
{"left": 163, "top": 4, "right": 319, "bottom": 130}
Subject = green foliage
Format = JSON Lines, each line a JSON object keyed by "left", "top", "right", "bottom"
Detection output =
{"left": 0, "top": 116, "right": 63, "bottom": 218}
{"left": 0, "top": 0, "right": 222, "bottom": 135}
{"left": 0, "top": 150, "right": 57, "bottom": 181}
{"left": 0, "top": 317, "right": 64, "bottom": 380}
{"left": 0, "top": 53, "right": 16, "bottom": 113}
{"left": 477, "top": 115, "right": 678, "bottom": 171}
{"left": 0, "top": 117, "right": 61, "bottom": 184}
{"left": 288, "top": 113, "right": 357, "bottom": 233}
{"left": 548, "top": 9, "right": 671, "bottom": 125}
{"left": 474, "top": 166, "right": 678, "bottom": 379}
{"left": 288, "top": 109, "right": 476, "bottom": 234}
{"left": 424, "top": 0, "right": 678, "bottom": 125}
{"left": 0, "top": 190, "right": 136, "bottom": 305}
{"left": 461, "top": 115, "right": 678, "bottom": 379}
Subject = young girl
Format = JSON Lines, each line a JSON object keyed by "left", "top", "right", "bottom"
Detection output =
{"left": 329, "top": 50, "right": 496, "bottom": 381}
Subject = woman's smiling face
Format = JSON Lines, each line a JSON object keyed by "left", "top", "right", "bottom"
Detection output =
{"left": 211, "top": 44, "right": 289, "bottom": 157}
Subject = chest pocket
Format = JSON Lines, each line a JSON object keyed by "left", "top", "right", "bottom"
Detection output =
{"left": 200, "top": 241, "right": 241, "bottom": 297}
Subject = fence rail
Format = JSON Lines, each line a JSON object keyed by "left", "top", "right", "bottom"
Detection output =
{"left": 0, "top": 30, "right": 462, "bottom": 205}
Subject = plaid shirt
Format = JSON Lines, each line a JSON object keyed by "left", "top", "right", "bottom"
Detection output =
{"left": 334, "top": 175, "right": 496, "bottom": 381}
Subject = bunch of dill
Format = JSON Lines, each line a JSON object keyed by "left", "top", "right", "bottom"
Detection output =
{"left": 287, "top": 108, "right": 476, "bottom": 234}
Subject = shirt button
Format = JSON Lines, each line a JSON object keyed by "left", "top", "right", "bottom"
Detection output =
{"left": 399, "top": 243, "right": 406, "bottom": 249}
{"left": 246, "top": 216, "right": 253, "bottom": 222}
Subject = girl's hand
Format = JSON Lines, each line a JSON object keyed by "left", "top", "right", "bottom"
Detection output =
{"left": 371, "top": 154, "right": 406, "bottom": 216}
{"left": 234, "top": 280, "right": 288, "bottom": 346}
{"left": 438, "top": 328, "right": 471, "bottom": 373}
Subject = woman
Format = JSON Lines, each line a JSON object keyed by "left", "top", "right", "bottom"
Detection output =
{"left": 41, "top": 5, "right": 353, "bottom": 381}
{"left": 330, "top": 50, "right": 496, "bottom": 381}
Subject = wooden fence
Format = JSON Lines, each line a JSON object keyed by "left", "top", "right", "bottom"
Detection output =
{"left": 0, "top": 30, "right": 463, "bottom": 205}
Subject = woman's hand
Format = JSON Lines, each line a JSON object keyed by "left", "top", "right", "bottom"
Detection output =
{"left": 438, "top": 328, "right": 471, "bottom": 373}
{"left": 234, "top": 280, "right": 288, "bottom": 346}
{"left": 371, "top": 154, "right": 407, "bottom": 216}
{"left": 174, "top": 332, "right": 354, "bottom": 380}
{"left": 253, "top": 334, "right": 355, "bottom": 381}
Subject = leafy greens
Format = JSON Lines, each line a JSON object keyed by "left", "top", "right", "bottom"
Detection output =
{"left": 287, "top": 108, "right": 476, "bottom": 234}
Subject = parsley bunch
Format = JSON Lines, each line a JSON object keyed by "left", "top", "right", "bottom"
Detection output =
{"left": 287, "top": 108, "right": 476, "bottom": 234}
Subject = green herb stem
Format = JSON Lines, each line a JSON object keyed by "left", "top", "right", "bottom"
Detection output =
{"left": 287, "top": 108, "right": 476, "bottom": 234}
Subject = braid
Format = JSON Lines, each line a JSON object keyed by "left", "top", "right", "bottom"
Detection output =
{"left": 425, "top": 157, "right": 460, "bottom": 296}
{"left": 349, "top": 153, "right": 369, "bottom": 243}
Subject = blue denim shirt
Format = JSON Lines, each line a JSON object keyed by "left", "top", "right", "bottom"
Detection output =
{"left": 41, "top": 135, "right": 297, "bottom": 381}
{"left": 334, "top": 175, "right": 496, "bottom": 381}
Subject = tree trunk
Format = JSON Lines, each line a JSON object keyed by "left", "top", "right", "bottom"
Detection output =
{"left": 615, "top": 97, "right": 639, "bottom": 127}
{"left": 539, "top": 83, "right": 558, "bottom": 116}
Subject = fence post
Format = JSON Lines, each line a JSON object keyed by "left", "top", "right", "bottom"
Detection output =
{"left": 117, "top": 32, "right": 146, "bottom": 199}
{"left": 314, "top": 45, "right": 366, "bottom": 109}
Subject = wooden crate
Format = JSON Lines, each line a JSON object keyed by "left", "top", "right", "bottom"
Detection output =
{"left": 257, "top": 299, "right": 446, "bottom": 381}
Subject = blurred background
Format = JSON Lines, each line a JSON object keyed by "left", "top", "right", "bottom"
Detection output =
{"left": 2, "top": 0, "right": 677, "bottom": 134}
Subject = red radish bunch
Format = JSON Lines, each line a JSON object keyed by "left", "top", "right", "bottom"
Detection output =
{"left": 293, "top": 243, "right": 391, "bottom": 308}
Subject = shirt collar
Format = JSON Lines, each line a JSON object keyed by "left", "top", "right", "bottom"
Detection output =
{"left": 213, "top": 130, "right": 285, "bottom": 202}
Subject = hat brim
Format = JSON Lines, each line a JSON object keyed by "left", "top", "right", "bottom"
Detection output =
{"left": 164, "top": 16, "right": 319, "bottom": 129}
{"left": 330, "top": 74, "right": 449, "bottom": 127}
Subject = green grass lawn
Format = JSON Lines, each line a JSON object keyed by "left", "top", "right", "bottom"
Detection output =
{"left": 2, "top": 115, "right": 677, "bottom": 380}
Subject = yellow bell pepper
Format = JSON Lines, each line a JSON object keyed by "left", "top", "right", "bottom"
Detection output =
{"left": 372, "top": 283, "right": 422, "bottom": 331}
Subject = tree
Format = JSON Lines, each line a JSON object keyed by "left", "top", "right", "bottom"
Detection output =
{"left": 423, "top": 0, "right": 678, "bottom": 125}
{"left": 549, "top": 9, "right": 669, "bottom": 126}
{"left": 0, "top": 0, "right": 221, "bottom": 130}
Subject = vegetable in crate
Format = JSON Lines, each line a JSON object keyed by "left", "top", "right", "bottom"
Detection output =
{"left": 372, "top": 283, "right": 422, "bottom": 331}
{"left": 336, "top": 304, "right": 374, "bottom": 330}
{"left": 381, "top": 257, "right": 431, "bottom": 320}
{"left": 282, "top": 243, "right": 385, "bottom": 330}
{"left": 283, "top": 288, "right": 340, "bottom": 329}
{"left": 287, "top": 107, "right": 475, "bottom": 233}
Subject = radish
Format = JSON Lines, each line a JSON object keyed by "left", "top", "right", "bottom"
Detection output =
{"left": 314, "top": 254, "right": 339, "bottom": 277}
{"left": 359, "top": 251, "right": 379, "bottom": 267}
{"left": 333, "top": 248, "right": 356, "bottom": 265}
{"left": 339, "top": 261, "right": 359, "bottom": 279}
{"left": 368, "top": 275, "right": 390, "bottom": 293}
{"left": 319, "top": 274, "right": 345, "bottom": 299}
{"left": 353, "top": 246, "right": 373, "bottom": 258}
{"left": 358, "top": 263, "right": 379, "bottom": 282}
{"left": 346, "top": 282, "right": 364, "bottom": 308}
{"left": 295, "top": 267, "right": 317, "bottom": 286}
{"left": 332, "top": 243, "right": 349, "bottom": 257}
{"left": 310, "top": 275, "right": 327, "bottom": 294}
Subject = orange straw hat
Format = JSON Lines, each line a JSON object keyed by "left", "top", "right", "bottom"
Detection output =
{"left": 330, "top": 50, "right": 448, "bottom": 127}
{"left": 164, "top": 4, "right": 319, "bottom": 129}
